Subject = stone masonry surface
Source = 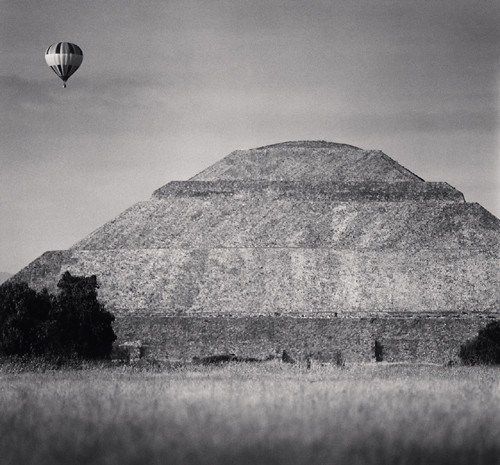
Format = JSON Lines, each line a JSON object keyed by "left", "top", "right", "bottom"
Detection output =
{"left": 5, "top": 141, "right": 499, "bottom": 363}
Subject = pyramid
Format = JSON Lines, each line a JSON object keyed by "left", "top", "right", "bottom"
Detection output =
{"left": 9, "top": 141, "right": 500, "bottom": 362}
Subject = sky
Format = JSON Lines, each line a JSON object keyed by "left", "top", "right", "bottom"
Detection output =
{"left": 1, "top": 0, "right": 499, "bottom": 273}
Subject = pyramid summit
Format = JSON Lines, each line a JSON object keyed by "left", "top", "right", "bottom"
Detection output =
{"left": 8, "top": 141, "right": 500, "bottom": 363}
{"left": 191, "top": 140, "right": 424, "bottom": 182}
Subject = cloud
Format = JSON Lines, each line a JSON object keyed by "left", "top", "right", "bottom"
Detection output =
{"left": 0, "top": 75, "right": 55, "bottom": 110}
{"left": 340, "top": 109, "right": 497, "bottom": 136}
{"left": 0, "top": 73, "right": 177, "bottom": 139}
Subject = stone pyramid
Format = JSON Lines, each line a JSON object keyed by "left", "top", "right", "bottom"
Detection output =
{"left": 10, "top": 141, "right": 500, "bottom": 362}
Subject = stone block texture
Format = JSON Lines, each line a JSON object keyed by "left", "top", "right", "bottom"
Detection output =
{"left": 7, "top": 141, "right": 499, "bottom": 363}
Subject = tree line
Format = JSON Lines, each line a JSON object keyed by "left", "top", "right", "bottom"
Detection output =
{"left": 0, "top": 272, "right": 115, "bottom": 360}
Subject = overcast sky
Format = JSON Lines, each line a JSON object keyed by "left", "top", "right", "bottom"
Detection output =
{"left": 1, "top": 0, "right": 499, "bottom": 273}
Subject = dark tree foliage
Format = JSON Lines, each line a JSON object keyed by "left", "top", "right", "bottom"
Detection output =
{"left": 459, "top": 320, "right": 500, "bottom": 365}
{"left": 0, "top": 272, "right": 116, "bottom": 360}
{"left": 53, "top": 272, "right": 116, "bottom": 359}
{"left": 0, "top": 282, "right": 53, "bottom": 356}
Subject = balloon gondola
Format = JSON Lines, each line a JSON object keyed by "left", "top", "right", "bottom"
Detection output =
{"left": 45, "top": 42, "right": 83, "bottom": 88}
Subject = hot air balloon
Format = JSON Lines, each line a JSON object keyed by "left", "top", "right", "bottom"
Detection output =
{"left": 45, "top": 42, "right": 83, "bottom": 88}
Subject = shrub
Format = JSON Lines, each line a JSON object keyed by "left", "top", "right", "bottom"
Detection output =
{"left": 0, "top": 272, "right": 116, "bottom": 361}
{"left": 334, "top": 350, "right": 346, "bottom": 367}
{"left": 459, "top": 320, "right": 500, "bottom": 365}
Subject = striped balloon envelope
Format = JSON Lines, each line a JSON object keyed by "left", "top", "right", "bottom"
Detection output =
{"left": 45, "top": 42, "right": 83, "bottom": 88}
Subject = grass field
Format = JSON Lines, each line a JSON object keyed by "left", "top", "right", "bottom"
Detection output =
{"left": 1, "top": 362, "right": 499, "bottom": 465}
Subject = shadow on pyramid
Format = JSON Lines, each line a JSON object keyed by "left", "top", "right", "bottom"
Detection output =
{"left": 9, "top": 141, "right": 500, "bottom": 363}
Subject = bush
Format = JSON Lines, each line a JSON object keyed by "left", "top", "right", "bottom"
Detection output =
{"left": 0, "top": 272, "right": 116, "bottom": 361}
{"left": 459, "top": 320, "right": 500, "bottom": 365}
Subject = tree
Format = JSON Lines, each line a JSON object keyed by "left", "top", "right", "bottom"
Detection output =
{"left": 459, "top": 321, "right": 500, "bottom": 365}
{"left": 52, "top": 272, "right": 116, "bottom": 359}
{"left": 0, "top": 273, "right": 116, "bottom": 360}
{"left": 0, "top": 282, "right": 53, "bottom": 356}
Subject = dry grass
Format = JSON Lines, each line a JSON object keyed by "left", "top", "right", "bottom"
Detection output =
{"left": 1, "top": 362, "right": 499, "bottom": 465}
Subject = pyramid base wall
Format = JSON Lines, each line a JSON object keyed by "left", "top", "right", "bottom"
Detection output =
{"left": 113, "top": 315, "right": 496, "bottom": 364}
